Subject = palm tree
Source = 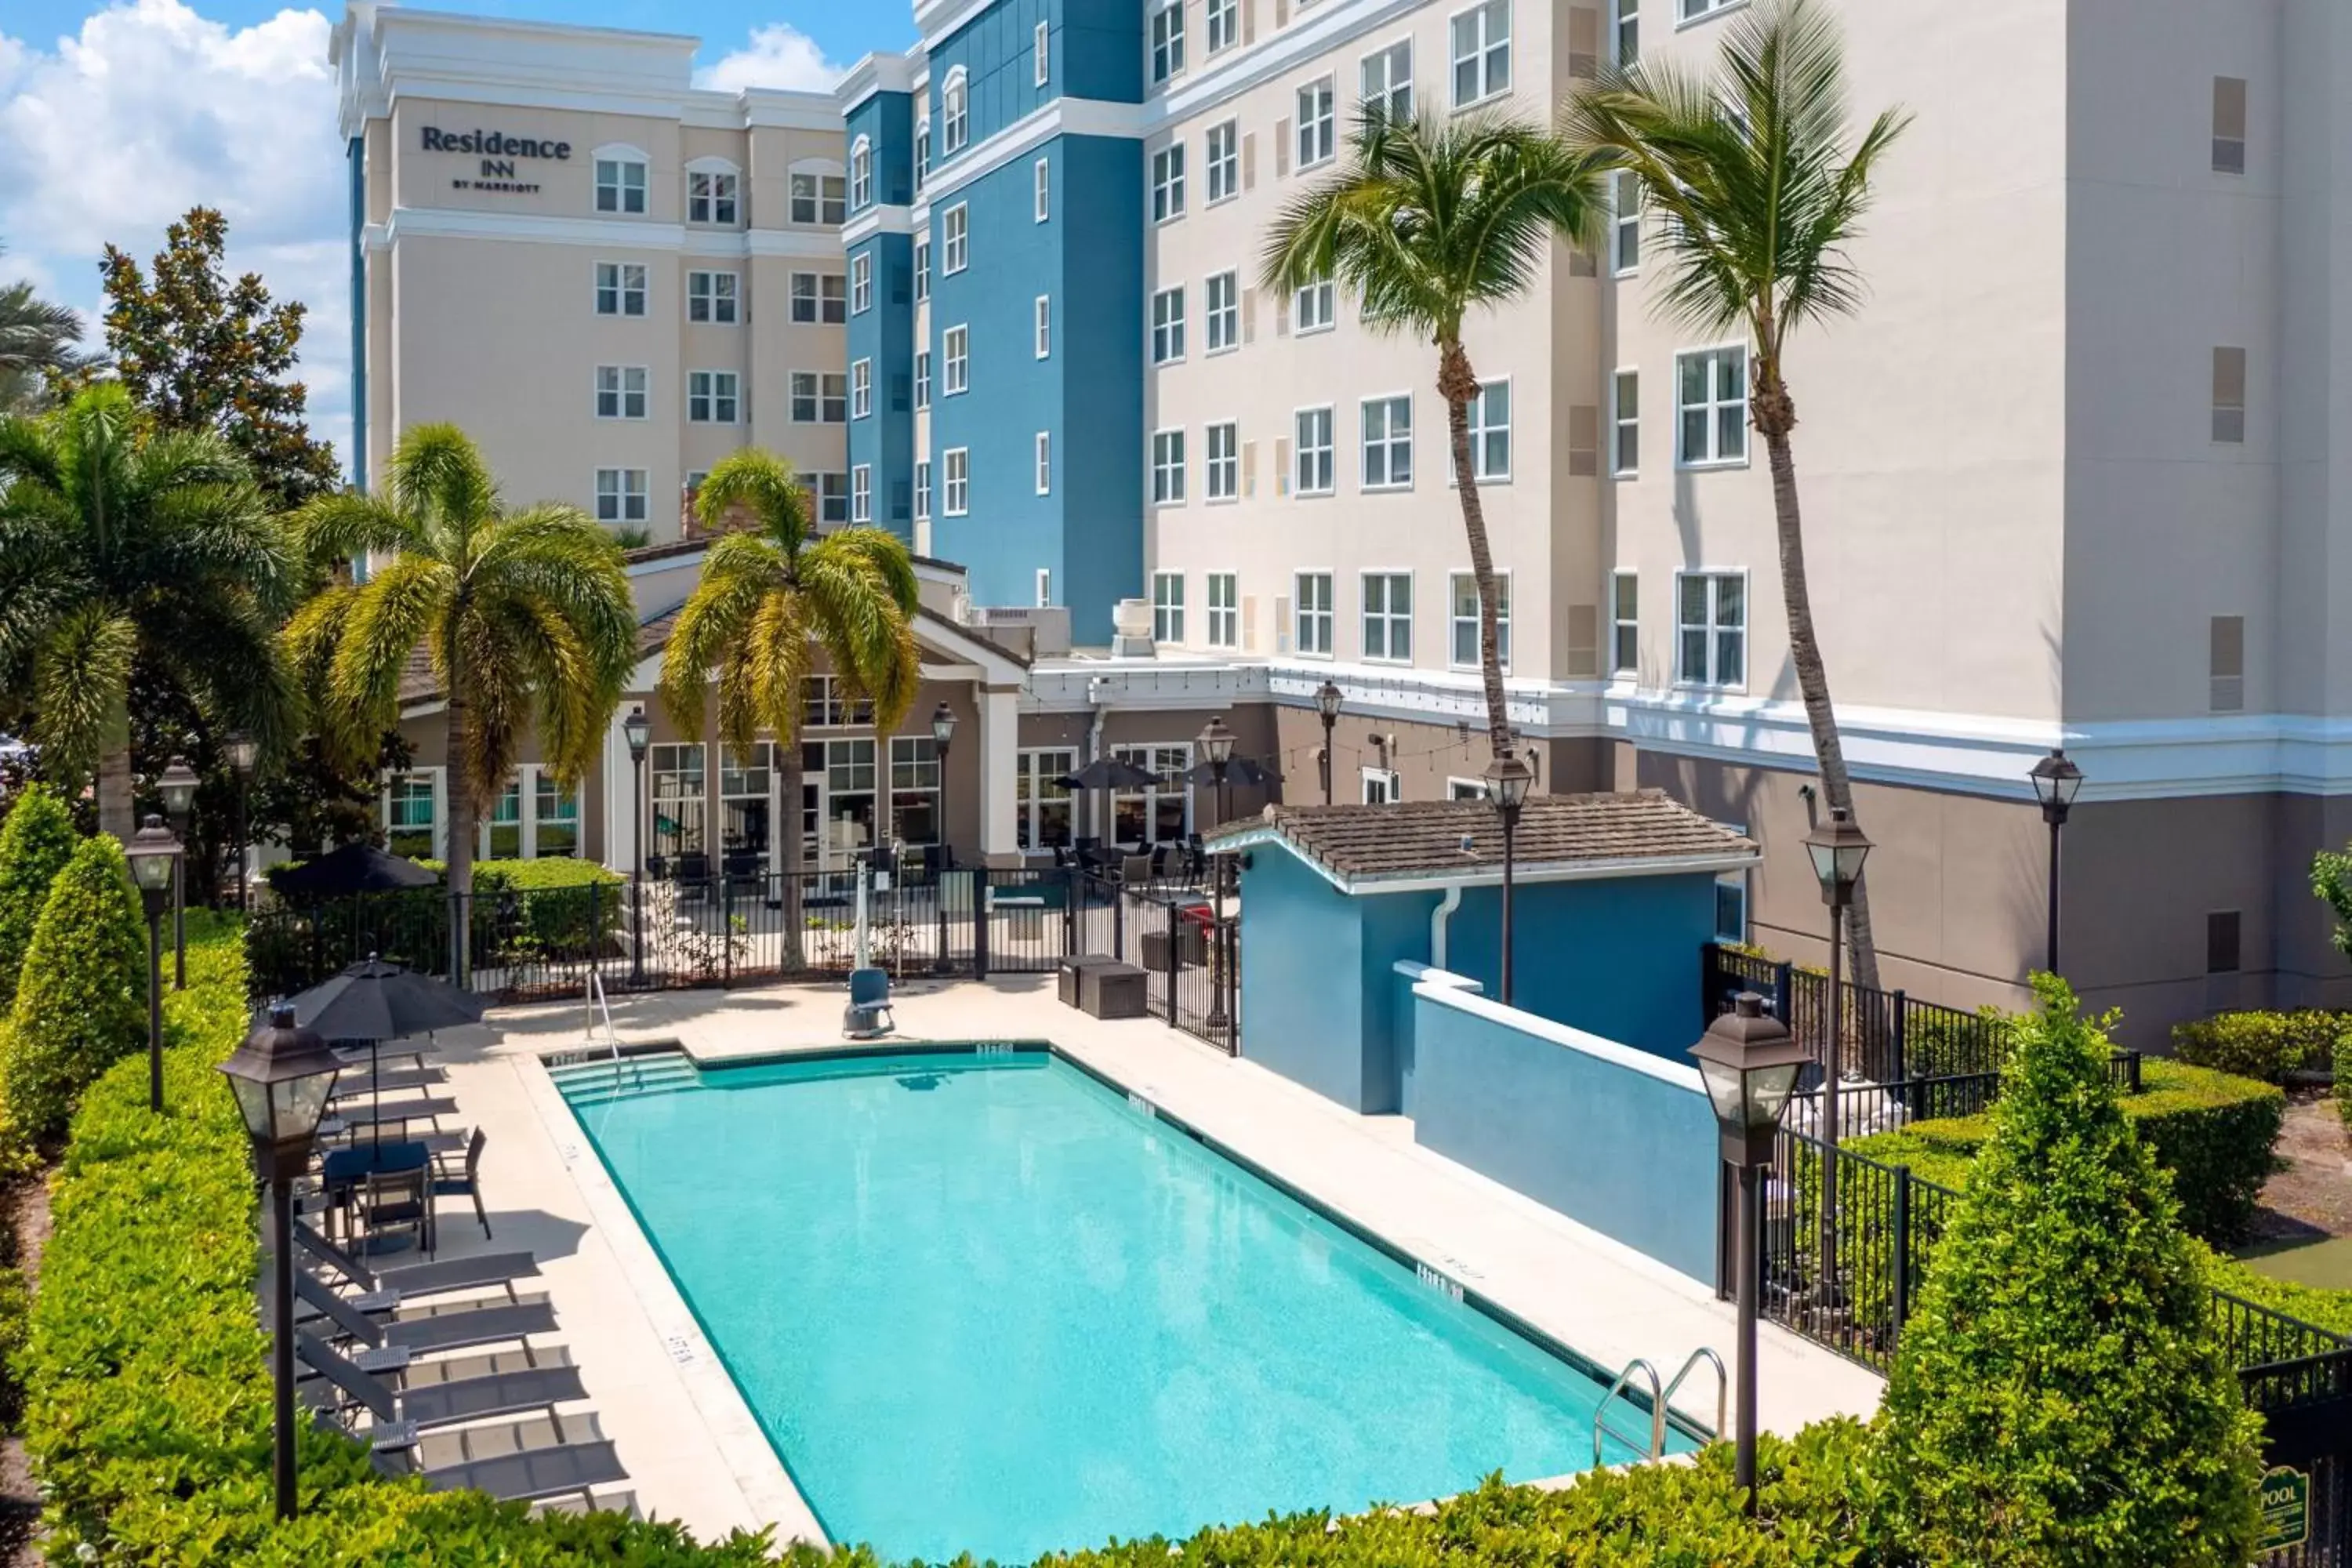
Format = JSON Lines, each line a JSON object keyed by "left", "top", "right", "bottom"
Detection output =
{"left": 1263, "top": 111, "right": 1605, "bottom": 757}
{"left": 1563, "top": 0, "right": 1908, "bottom": 986}
{"left": 286, "top": 425, "right": 637, "bottom": 974}
{"left": 0, "top": 243, "right": 89, "bottom": 413}
{"left": 656, "top": 448, "right": 920, "bottom": 962}
{"left": 0, "top": 383, "right": 295, "bottom": 837}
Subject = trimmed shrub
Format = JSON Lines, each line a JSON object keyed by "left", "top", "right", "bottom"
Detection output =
{"left": 2, "top": 833, "right": 147, "bottom": 1142}
{"left": 1873, "top": 977, "right": 2263, "bottom": 1568}
{"left": 0, "top": 782, "right": 78, "bottom": 1013}
{"left": 2339, "top": 1024, "right": 2351, "bottom": 1131}
{"left": 2172, "top": 1008, "right": 2345, "bottom": 1083}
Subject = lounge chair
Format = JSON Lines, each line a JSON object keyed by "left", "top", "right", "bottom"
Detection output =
{"left": 299, "top": 1330, "right": 588, "bottom": 1439}
{"left": 844, "top": 967, "right": 893, "bottom": 1040}
{"left": 433, "top": 1127, "right": 495, "bottom": 1245}
{"left": 296, "top": 1268, "right": 556, "bottom": 1371}
{"left": 296, "top": 1219, "right": 538, "bottom": 1312}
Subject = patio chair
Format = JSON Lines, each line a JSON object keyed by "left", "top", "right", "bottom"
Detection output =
{"left": 298, "top": 1330, "right": 587, "bottom": 1443}
{"left": 296, "top": 1218, "right": 537, "bottom": 1313}
{"left": 843, "top": 967, "right": 893, "bottom": 1040}
{"left": 295, "top": 1268, "right": 557, "bottom": 1372}
{"left": 358, "top": 1167, "right": 433, "bottom": 1255}
{"left": 433, "top": 1128, "right": 495, "bottom": 1244}
{"left": 387, "top": 1410, "right": 626, "bottom": 1507}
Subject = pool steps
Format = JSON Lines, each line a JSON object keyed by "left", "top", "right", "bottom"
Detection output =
{"left": 546, "top": 1051, "right": 700, "bottom": 1107}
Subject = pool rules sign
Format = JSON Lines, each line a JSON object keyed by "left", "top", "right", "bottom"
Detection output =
{"left": 2259, "top": 1465, "right": 2310, "bottom": 1552}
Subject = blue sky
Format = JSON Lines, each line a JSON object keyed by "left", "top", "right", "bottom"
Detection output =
{"left": 0, "top": 0, "right": 909, "bottom": 470}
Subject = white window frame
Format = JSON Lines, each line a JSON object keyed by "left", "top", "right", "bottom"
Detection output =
{"left": 686, "top": 167, "right": 739, "bottom": 226}
{"left": 1206, "top": 120, "right": 1240, "bottom": 204}
{"left": 915, "top": 460, "right": 932, "bottom": 521}
{"left": 1035, "top": 20, "right": 1051, "bottom": 85}
{"left": 1678, "top": 0, "right": 1744, "bottom": 25}
{"left": 1360, "top": 393, "right": 1412, "bottom": 491}
{"left": 1152, "top": 428, "right": 1187, "bottom": 504}
{"left": 594, "top": 365, "right": 648, "bottom": 420}
{"left": 1207, "top": 0, "right": 1240, "bottom": 54}
{"left": 1205, "top": 420, "right": 1239, "bottom": 500}
{"left": 1035, "top": 295, "right": 1052, "bottom": 358}
{"left": 1675, "top": 343, "right": 1749, "bottom": 469}
{"left": 1035, "top": 431, "right": 1053, "bottom": 495}
{"left": 944, "top": 325, "right": 970, "bottom": 395}
{"left": 1152, "top": 143, "right": 1186, "bottom": 223}
{"left": 942, "top": 448, "right": 971, "bottom": 515}
{"left": 914, "top": 351, "right": 932, "bottom": 409}
{"left": 593, "top": 152, "right": 648, "bottom": 215}
{"left": 1465, "top": 378, "right": 1511, "bottom": 481}
{"left": 1294, "top": 274, "right": 1336, "bottom": 334}
{"left": 1447, "top": 777, "right": 1488, "bottom": 802}
{"left": 1361, "top": 570, "right": 1414, "bottom": 663}
{"left": 1206, "top": 572, "right": 1239, "bottom": 648}
{"left": 1152, "top": 285, "right": 1186, "bottom": 365}
{"left": 1612, "top": 171, "right": 1642, "bottom": 274}
{"left": 1036, "top": 569, "right": 1054, "bottom": 607}
{"left": 1294, "top": 571, "right": 1334, "bottom": 656}
{"left": 1204, "top": 270, "right": 1240, "bottom": 353}
{"left": 594, "top": 467, "right": 649, "bottom": 525}
{"left": 1610, "top": 570, "right": 1639, "bottom": 675}
{"left": 913, "top": 238, "right": 930, "bottom": 301}
{"left": 1674, "top": 568, "right": 1748, "bottom": 691}
{"left": 1615, "top": 0, "right": 1639, "bottom": 64}
{"left": 1016, "top": 747, "right": 1080, "bottom": 851}
{"left": 943, "top": 205, "right": 970, "bottom": 274}
{"left": 1296, "top": 76, "right": 1337, "bottom": 169}
{"left": 687, "top": 368, "right": 739, "bottom": 424}
{"left": 593, "top": 260, "right": 647, "bottom": 318}
{"left": 851, "top": 464, "right": 872, "bottom": 522}
{"left": 687, "top": 269, "right": 739, "bottom": 324}
{"left": 1034, "top": 156, "right": 1051, "bottom": 222}
{"left": 851, "top": 252, "right": 873, "bottom": 314}
{"left": 942, "top": 70, "right": 970, "bottom": 154}
{"left": 1450, "top": 0, "right": 1512, "bottom": 109}
{"left": 851, "top": 358, "right": 872, "bottom": 420}
{"left": 1294, "top": 405, "right": 1335, "bottom": 495}
{"left": 1361, "top": 38, "right": 1413, "bottom": 123}
{"left": 1152, "top": 572, "right": 1186, "bottom": 643}
{"left": 1611, "top": 367, "right": 1639, "bottom": 477}
{"left": 1151, "top": 1, "right": 1186, "bottom": 82}
{"left": 1361, "top": 767, "right": 1401, "bottom": 804}
{"left": 1448, "top": 569, "right": 1511, "bottom": 670}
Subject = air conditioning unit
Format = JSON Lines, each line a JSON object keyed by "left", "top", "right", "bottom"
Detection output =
{"left": 1112, "top": 597, "right": 1155, "bottom": 659}
{"left": 975, "top": 604, "right": 1071, "bottom": 656}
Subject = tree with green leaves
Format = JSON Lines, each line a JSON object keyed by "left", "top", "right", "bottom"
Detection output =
{"left": 0, "top": 784, "right": 78, "bottom": 1013}
{"left": 658, "top": 448, "right": 920, "bottom": 960}
{"left": 1262, "top": 112, "right": 1604, "bottom": 757}
{"left": 2311, "top": 845, "right": 2352, "bottom": 965}
{"left": 1563, "top": 0, "right": 1907, "bottom": 986}
{"left": 2, "top": 833, "right": 145, "bottom": 1141}
{"left": 1873, "top": 976, "right": 2263, "bottom": 1566}
{"left": 96, "top": 207, "right": 339, "bottom": 511}
{"left": 285, "top": 424, "right": 637, "bottom": 974}
{"left": 0, "top": 242, "right": 89, "bottom": 415}
{"left": 0, "top": 383, "right": 298, "bottom": 840}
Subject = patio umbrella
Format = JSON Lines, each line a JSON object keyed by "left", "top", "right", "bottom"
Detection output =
{"left": 272, "top": 842, "right": 439, "bottom": 897}
{"left": 1055, "top": 757, "right": 1158, "bottom": 851}
{"left": 1181, "top": 756, "right": 1277, "bottom": 789}
{"left": 286, "top": 956, "right": 485, "bottom": 1148}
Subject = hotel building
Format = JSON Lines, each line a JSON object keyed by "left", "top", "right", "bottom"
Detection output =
{"left": 334, "top": 0, "right": 2352, "bottom": 1040}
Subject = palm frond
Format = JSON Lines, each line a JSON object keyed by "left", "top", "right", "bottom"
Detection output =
{"left": 292, "top": 490, "right": 428, "bottom": 567}
{"left": 657, "top": 557, "right": 773, "bottom": 739}
{"left": 29, "top": 604, "right": 137, "bottom": 784}
{"left": 328, "top": 552, "right": 452, "bottom": 730}
{"left": 695, "top": 448, "right": 809, "bottom": 557}
{"left": 384, "top": 423, "right": 499, "bottom": 559}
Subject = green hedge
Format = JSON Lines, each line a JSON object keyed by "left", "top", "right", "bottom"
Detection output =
{"left": 0, "top": 783, "right": 78, "bottom": 1014}
{"left": 1849, "top": 1059, "right": 2282, "bottom": 1246}
{"left": 2, "top": 833, "right": 148, "bottom": 1142}
{"left": 2171, "top": 1008, "right": 2347, "bottom": 1084}
{"left": 2339, "top": 1026, "right": 2351, "bottom": 1131}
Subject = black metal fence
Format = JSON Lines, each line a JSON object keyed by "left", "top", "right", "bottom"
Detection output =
{"left": 1063, "top": 873, "right": 1239, "bottom": 1054}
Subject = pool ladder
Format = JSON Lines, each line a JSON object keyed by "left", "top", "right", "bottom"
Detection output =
{"left": 1592, "top": 1347, "right": 1726, "bottom": 1465}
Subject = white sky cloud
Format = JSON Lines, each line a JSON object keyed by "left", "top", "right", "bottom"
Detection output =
{"left": 694, "top": 21, "right": 844, "bottom": 94}
{"left": 0, "top": 0, "right": 350, "bottom": 469}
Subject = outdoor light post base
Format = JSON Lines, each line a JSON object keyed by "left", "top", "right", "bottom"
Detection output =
{"left": 270, "top": 1172, "right": 298, "bottom": 1519}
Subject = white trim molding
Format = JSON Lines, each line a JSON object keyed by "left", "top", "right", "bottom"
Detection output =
{"left": 843, "top": 205, "right": 919, "bottom": 246}
{"left": 913, "top": 98, "right": 1148, "bottom": 216}
{"left": 375, "top": 206, "right": 842, "bottom": 260}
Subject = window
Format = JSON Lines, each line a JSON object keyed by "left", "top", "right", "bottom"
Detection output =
{"left": 649, "top": 742, "right": 706, "bottom": 859}
{"left": 1204, "top": 271, "right": 1239, "bottom": 351}
{"left": 1612, "top": 171, "right": 1641, "bottom": 272}
{"left": 915, "top": 351, "right": 931, "bottom": 408}
{"left": 1361, "top": 40, "right": 1412, "bottom": 122}
{"left": 593, "top": 154, "right": 646, "bottom": 214}
{"left": 1450, "top": 0, "right": 1511, "bottom": 107}
{"left": 943, "top": 205, "right": 969, "bottom": 273}
{"left": 1448, "top": 778, "right": 1488, "bottom": 802}
{"left": 848, "top": 140, "right": 872, "bottom": 209}
{"left": 1034, "top": 157, "right": 1051, "bottom": 221}
{"left": 1362, "top": 768, "right": 1399, "bottom": 805}
{"left": 1152, "top": 572, "right": 1185, "bottom": 642}
{"left": 943, "top": 73, "right": 969, "bottom": 154}
{"left": 791, "top": 272, "right": 845, "bottom": 324}
{"left": 1152, "top": 429, "right": 1187, "bottom": 503}
{"left": 689, "top": 169, "right": 739, "bottom": 224}
{"left": 1207, "top": 573, "right": 1239, "bottom": 647}
{"left": 1035, "top": 295, "right": 1052, "bottom": 358}
{"left": 851, "top": 465, "right": 872, "bottom": 522}
{"left": 789, "top": 371, "right": 848, "bottom": 423}
{"left": 688, "top": 369, "right": 739, "bottom": 423}
{"left": 2212, "top": 346, "right": 2246, "bottom": 443}
{"left": 1610, "top": 572, "right": 1639, "bottom": 673}
{"left": 1152, "top": 286, "right": 1186, "bottom": 363}
{"left": 1296, "top": 77, "right": 1336, "bottom": 168}
{"left": 944, "top": 325, "right": 969, "bottom": 394}
{"left": 914, "top": 238, "right": 930, "bottom": 300}
{"left": 1608, "top": 368, "right": 1640, "bottom": 475}
{"left": 1017, "top": 750, "right": 1077, "bottom": 850}
{"left": 789, "top": 172, "right": 847, "bottom": 224}
{"left": 1715, "top": 870, "right": 1748, "bottom": 943}
{"left": 1206, "top": 421, "right": 1239, "bottom": 499}
{"left": 688, "top": 270, "right": 738, "bottom": 324}
{"left": 1152, "top": 144, "right": 1186, "bottom": 221}
{"left": 812, "top": 472, "right": 849, "bottom": 524}
{"left": 850, "top": 360, "right": 871, "bottom": 419}
{"left": 851, "top": 252, "right": 873, "bottom": 314}
{"left": 594, "top": 467, "right": 648, "bottom": 524}
{"left": 1294, "top": 271, "right": 1335, "bottom": 332}
{"left": 593, "top": 262, "right": 646, "bottom": 317}
{"left": 942, "top": 448, "right": 970, "bottom": 515}
{"left": 1679, "top": 0, "right": 1738, "bottom": 20}
{"left": 1361, "top": 394, "right": 1411, "bottom": 489}
{"left": 2207, "top": 910, "right": 2242, "bottom": 974}
{"left": 1035, "top": 432, "right": 1052, "bottom": 494}
{"left": 916, "top": 123, "right": 931, "bottom": 185}
{"left": 1206, "top": 121, "right": 1240, "bottom": 203}
{"left": 1151, "top": 2, "right": 1185, "bottom": 82}
{"left": 534, "top": 773, "right": 580, "bottom": 857}
{"left": 594, "top": 365, "right": 648, "bottom": 419}
{"left": 385, "top": 773, "right": 437, "bottom": 858}
{"left": 1467, "top": 379, "right": 1511, "bottom": 480}
{"left": 2212, "top": 76, "right": 2247, "bottom": 173}
{"left": 1616, "top": 0, "right": 1638, "bottom": 64}
{"left": 1110, "top": 744, "right": 1193, "bottom": 846}
{"left": 2211, "top": 614, "right": 2245, "bottom": 711}
{"left": 914, "top": 461, "right": 931, "bottom": 521}
{"left": 1450, "top": 571, "right": 1510, "bottom": 667}
{"left": 1675, "top": 572, "right": 1745, "bottom": 688}
{"left": 1294, "top": 406, "right": 1334, "bottom": 494}
{"left": 1294, "top": 572, "right": 1334, "bottom": 655}
{"left": 1207, "top": 0, "right": 1239, "bottom": 54}
{"left": 1363, "top": 572, "right": 1412, "bottom": 661}
{"left": 1676, "top": 347, "right": 1748, "bottom": 466}
{"left": 1035, "top": 20, "right": 1051, "bottom": 84}
{"left": 481, "top": 776, "right": 523, "bottom": 856}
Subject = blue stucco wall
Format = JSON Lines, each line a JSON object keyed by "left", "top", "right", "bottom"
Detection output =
{"left": 1050, "top": 132, "right": 1143, "bottom": 636}
{"left": 929, "top": 0, "right": 1141, "bottom": 167}
{"left": 848, "top": 89, "right": 915, "bottom": 210}
{"left": 1411, "top": 985, "right": 1722, "bottom": 1283}
{"left": 1237, "top": 851, "right": 1378, "bottom": 1111}
{"left": 848, "top": 230, "right": 916, "bottom": 539}
{"left": 1391, "top": 963, "right": 1481, "bottom": 1120}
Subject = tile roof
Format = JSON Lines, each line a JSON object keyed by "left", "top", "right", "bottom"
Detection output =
{"left": 1207, "top": 790, "right": 1756, "bottom": 884}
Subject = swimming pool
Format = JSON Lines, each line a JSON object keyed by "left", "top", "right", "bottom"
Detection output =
{"left": 561, "top": 1047, "right": 1688, "bottom": 1563}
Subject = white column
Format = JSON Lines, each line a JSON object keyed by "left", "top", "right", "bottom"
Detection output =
{"left": 601, "top": 706, "right": 636, "bottom": 874}
{"left": 979, "top": 685, "right": 1022, "bottom": 862}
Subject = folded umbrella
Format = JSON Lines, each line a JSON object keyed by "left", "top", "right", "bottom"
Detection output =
{"left": 288, "top": 958, "right": 485, "bottom": 1149}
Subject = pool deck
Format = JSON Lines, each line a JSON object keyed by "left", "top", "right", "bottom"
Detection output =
{"left": 426, "top": 973, "right": 1886, "bottom": 1547}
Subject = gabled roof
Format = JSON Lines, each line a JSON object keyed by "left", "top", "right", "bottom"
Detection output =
{"left": 1206, "top": 791, "right": 1758, "bottom": 893}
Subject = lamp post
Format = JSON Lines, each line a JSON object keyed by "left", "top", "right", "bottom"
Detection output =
{"left": 2027, "top": 747, "right": 2082, "bottom": 975}
{"left": 1483, "top": 751, "right": 1533, "bottom": 1007}
{"left": 1690, "top": 993, "right": 1809, "bottom": 1514}
{"left": 219, "top": 1005, "right": 342, "bottom": 1521}
{"left": 226, "top": 731, "right": 258, "bottom": 915}
{"left": 158, "top": 756, "right": 200, "bottom": 989}
{"left": 124, "top": 816, "right": 183, "bottom": 1113}
{"left": 1314, "top": 681, "right": 1342, "bottom": 805}
{"left": 1198, "top": 715, "right": 1237, "bottom": 1035}
{"left": 1801, "top": 804, "right": 1872, "bottom": 1300}
{"left": 623, "top": 706, "right": 651, "bottom": 986}
{"left": 931, "top": 701, "right": 958, "bottom": 974}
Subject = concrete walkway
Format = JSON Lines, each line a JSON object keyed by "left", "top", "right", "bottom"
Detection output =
{"left": 419, "top": 973, "right": 1884, "bottom": 1544}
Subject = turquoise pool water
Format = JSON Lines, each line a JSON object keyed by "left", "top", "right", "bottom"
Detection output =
{"left": 564, "top": 1049, "right": 1679, "bottom": 1563}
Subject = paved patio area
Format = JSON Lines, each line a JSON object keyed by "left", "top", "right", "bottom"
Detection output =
{"left": 419, "top": 973, "right": 1885, "bottom": 1545}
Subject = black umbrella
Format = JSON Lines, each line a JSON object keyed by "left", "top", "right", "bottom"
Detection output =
{"left": 1054, "top": 757, "right": 1158, "bottom": 791}
{"left": 286, "top": 956, "right": 485, "bottom": 1147}
{"left": 272, "top": 841, "right": 441, "bottom": 898}
{"left": 1183, "top": 756, "right": 1278, "bottom": 788}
